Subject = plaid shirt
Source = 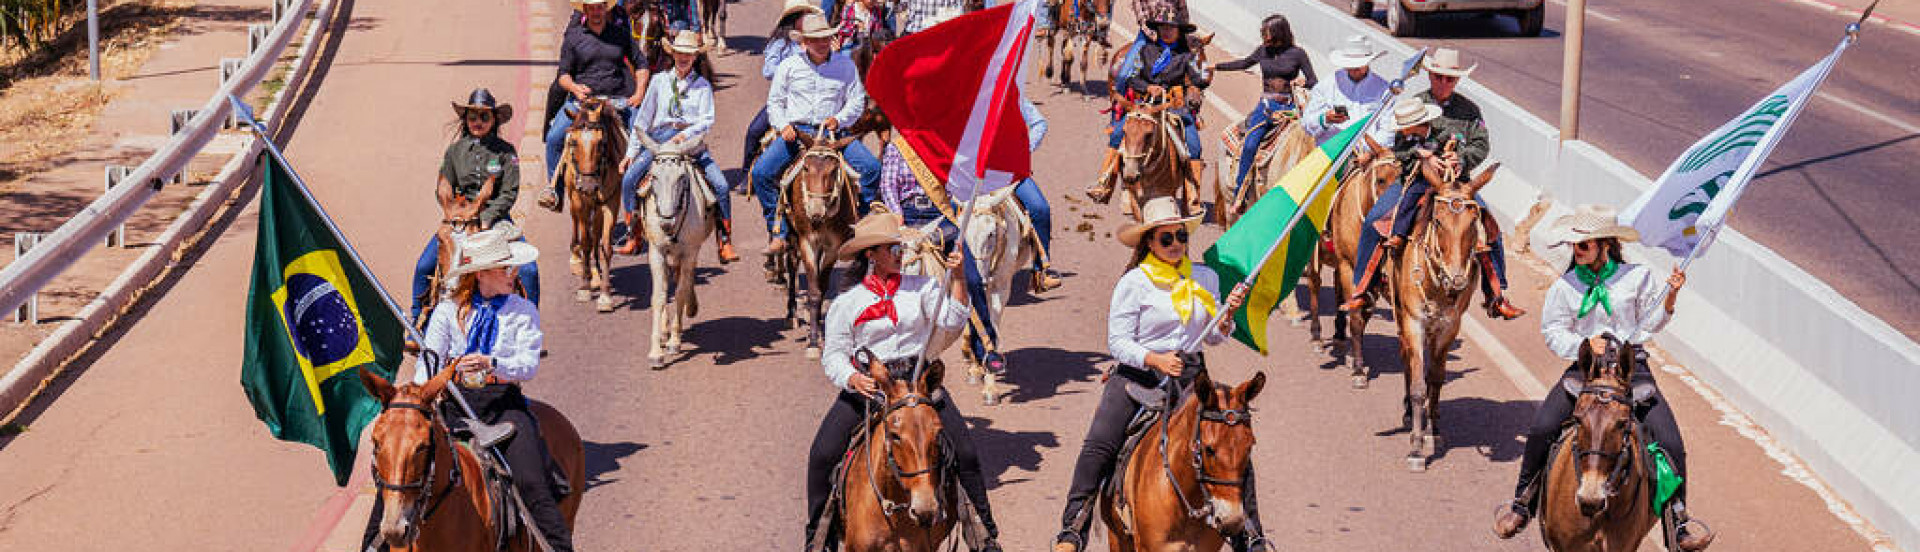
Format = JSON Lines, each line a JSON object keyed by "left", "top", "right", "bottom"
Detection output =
{"left": 899, "top": 0, "right": 967, "bottom": 34}
{"left": 879, "top": 143, "right": 924, "bottom": 215}
{"left": 837, "top": 3, "right": 886, "bottom": 45}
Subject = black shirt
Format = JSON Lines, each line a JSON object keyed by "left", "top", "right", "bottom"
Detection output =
{"left": 559, "top": 20, "right": 639, "bottom": 99}
{"left": 1214, "top": 44, "right": 1317, "bottom": 93}
{"left": 1127, "top": 39, "right": 1198, "bottom": 95}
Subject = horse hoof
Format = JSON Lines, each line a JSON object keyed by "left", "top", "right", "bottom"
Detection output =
{"left": 648, "top": 355, "right": 665, "bottom": 369}
{"left": 805, "top": 347, "right": 821, "bottom": 360}
{"left": 1352, "top": 375, "right": 1369, "bottom": 389}
{"left": 966, "top": 366, "right": 983, "bottom": 385}
{"left": 596, "top": 297, "right": 615, "bottom": 312}
{"left": 982, "top": 391, "right": 1000, "bottom": 407}
{"left": 1424, "top": 434, "right": 1443, "bottom": 452}
{"left": 1406, "top": 455, "right": 1428, "bottom": 472}
{"left": 575, "top": 290, "right": 592, "bottom": 303}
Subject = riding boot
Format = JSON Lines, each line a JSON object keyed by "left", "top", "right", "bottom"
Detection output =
{"left": 1478, "top": 253, "right": 1526, "bottom": 320}
{"left": 715, "top": 219, "right": 741, "bottom": 264}
{"left": 1085, "top": 148, "right": 1121, "bottom": 203}
{"left": 616, "top": 213, "right": 644, "bottom": 255}
{"left": 1052, "top": 495, "right": 1096, "bottom": 552}
{"left": 1671, "top": 500, "right": 1715, "bottom": 551}
{"left": 1185, "top": 159, "right": 1208, "bottom": 213}
{"left": 1341, "top": 240, "right": 1391, "bottom": 312}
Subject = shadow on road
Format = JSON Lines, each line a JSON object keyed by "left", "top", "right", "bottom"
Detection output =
{"left": 1003, "top": 346, "right": 1104, "bottom": 404}
{"left": 1427, "top": 396, "right": 1532, "bottom": 465}
{"left": 583, "top": 439, "right": 649, "bottom": 491}
{"left": 687, "top": 315, "right": 791, "bottom": 365}
{"left": 963, "top": 415, "right": 1060, "bottom": 488}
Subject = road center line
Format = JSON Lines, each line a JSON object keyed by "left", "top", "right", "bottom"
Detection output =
{"left": 1815, "top": 91, "right": 1920, "bottom": 135}
{"left": 1543, "top": 0, "right": 1622, "bottom": 23}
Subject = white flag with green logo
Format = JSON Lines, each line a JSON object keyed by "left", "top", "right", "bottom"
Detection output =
{"left": 1620, "top": 42, "right": 1847, "bottom": 258}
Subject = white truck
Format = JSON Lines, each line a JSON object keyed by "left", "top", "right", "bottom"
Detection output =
{"left": 1348, "top": 0, "right": 1546, "bottom": 37}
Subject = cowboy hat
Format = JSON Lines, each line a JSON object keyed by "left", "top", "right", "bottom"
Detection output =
{"left": 1118, "top": 197, "right": 1203, "bottom": 248}
{"left": 1328, "top": 35, "right": 1383, "bottom": 69}
{"left": 838, "top": 213, "right": 909, "bottom": 259}
{"left": 448, "top": 223, "right": 540, "bottom": 277}
{"left": 1390, "top": 97, "right": 1443, "bottom": 131}
{"left": 796, "top": 12, "right": 837, "bottom": 39}
{"left": 662, "top": 30, "right": 707, "bottom": 54}
{"left": 569, "top": 0, "right": 610, "bottom": 10}
{"left": 1548, "top": 204, "right": 1640, "bottom": 247}
{"left": 450, "top": 88, "right": 513, "bottom": 125}
{"left": 1140, "top": 4, "right": 1196, "bottom": 32}
{"left": 1422, "top": 47, "right": 1477, "bottom": 78}
{"left": 781, "top": 0, "right": 824, "bottom": 20}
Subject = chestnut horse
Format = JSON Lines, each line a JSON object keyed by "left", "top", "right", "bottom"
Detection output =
{"left": 693, "top": 0, "right": 726, "bottom": 54}
{"left": 829, "top": 356, "right": 978, "bottom": 552}
{"left": 1102, "top": 370, "right": 1266, "bottom": 551}
{"left": 1390, "top": 159, "right": 1500, "bottom": 471}
{"left": 1540, "top": 337, "right": 1660, "bottom": 551}
{"left": 1038, "top": 0, "right": 1112, "bottom": 91}
{"left": 360, "top": 368, "right": 585, "bottom": 552}
{"left": 556, "top": 98, "right": 626, "bottom": 313}
{"left": 415, "top": 182, "right": 493, "bottom": 332}
{"left": 1114, "top": 88, "right": 1197, "bottom": 221}
{"left": 1301, "top": 137, "right": 1400, "bottom": 388}
{"left": 779, "top": 132, "right": 860, "bottom": 359}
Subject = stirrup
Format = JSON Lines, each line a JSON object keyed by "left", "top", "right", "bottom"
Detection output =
{"left": 467, "top": 419, "right": 516, "bottom": 450}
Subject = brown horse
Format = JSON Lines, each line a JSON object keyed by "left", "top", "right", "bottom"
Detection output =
{"left": 832, "top": 357, "right": 973, "bottom": 552}
{"left": 414, "top": 181, "right": 492, "bottom": 332}
{"left": 780, "top": 132, "right": 860, "bottom": 359}
{"left": 1390, "top": 159, "right": 1500, "bottom": 471}
{"left": 1102, "top": 370, "right": 1266, "bottom": 551}
{"left": 1301, "top": 137, "right": 1399, "bottom": 388}
{"left": 1114, "top": 88, "right": 1197, "bottom": 221}
{"left": 1540, "top": 337, "right": 1660, "bottom": 551}
{"left": 845, "top": 23, "right": 896, "bottom": 141}
{"left": 693, "top": 0, "right": 727, "bottom": 54}
{"left": 556, "top": 98, "right": 626, "bottom": 313}
{"left": 360, "top": 368, "right": 586, "bottom": 552}
{"left": 1038, "top": 0, "right": 1112, "bottom": 91}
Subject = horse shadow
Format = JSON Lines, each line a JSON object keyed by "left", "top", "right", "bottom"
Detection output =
{"left": 1002, "top": 347, "right": 1105, "bottom": 404}
{"left": 686, "top": 315, "right": 792, "bottom": 366}
{"left": 725, "top": 34, "right": 769, "bottom": 55}
{"left": 1005, "top": 269, "right": 1077, "bottom": 307}
{"left": 961, "top": 415, "right": 1060, "bottom": 488}
{"left": 606, "top": 263, "right": 726, "bottom": 311}
{"left": 1426, "top": 397, "right": 1532, "bottom": 465}
{"left": 582, "top": 439, "right": 650, "bottom": 491}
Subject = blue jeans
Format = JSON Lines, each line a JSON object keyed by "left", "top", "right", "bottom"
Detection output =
{"left": 544, "top": 98, "right": 633, "bottom": 181}
{"left": 750, "top": 124, "right": 882, "bottom": 239}
{"left": 1233, "top": 98, "right": 1293, "bottom": 195}
{"left": 1353, "top": 182, "right": 1507, "bottom": 290}
{"left": 666, "top": 0, "right": 699, "bottom": 32}
{"left": 1011, "top": 177, "right": 1051, "bottom": 271}
{"left": 1108, "top": 110, "right": 1202, "bottom": 160}
{"left": 411, "top": 233, "right": 542, "bottom": 323}
{"left": 620, "top": 127, "right": 732, "bottom": 222}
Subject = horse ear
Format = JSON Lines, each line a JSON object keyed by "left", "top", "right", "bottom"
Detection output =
{"left": 1576, "top": 338, "right": 1597, "bottom": 375}
{"left": 1237, "top": 371, "right": 1266, "bottom": 403}
{"left": 419, "top": 366, "right": 457, "bottom": 402}
{"left": 918, "top": 360, "right": 945, "bottom": 396}
{"left": 359, "top": 368, "right": 395, "bottom": 405}
{"left": 1192, "top": 368, "right": 1217, "bottom": 409}
{"left": 1362, "top": 133, "right": 1387, "bottom": 158}
{"left": 863, "top": 353, "right": 892, "bottom": 389}
{"left": 795, "top": 132, "right": 816, "bottom": 150}
{"left": 1468, "top": 162, "right": 1502, "bottom": 195}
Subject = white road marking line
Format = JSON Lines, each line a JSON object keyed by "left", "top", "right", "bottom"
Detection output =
{"left": 1544, "top": 0, "right": 1622, "bottom": 23}
{"left": 1777, "top": 0, "right": 1920, "bottom": 37}
{"left": 1816, "top": 91, "right": 1920, "bottom": 134}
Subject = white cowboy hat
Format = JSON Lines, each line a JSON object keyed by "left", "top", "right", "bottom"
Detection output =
{"left": 838, "top": 213, "right": 908, "bottom": 259}
{"left": 1422, "top": 47, "right": 1477, "bottom": 78}
{"left": 781, "top": 0, "right": 824, "bottom": 19}
{"left": 1548, "top": 204, "right": 1641, "bottom": 247}
{"left": 1328, "top": 35, "right": 1383, "bottom": 69}
{"left": 1391, "top": 97, "right": 1444, "bottom": 131}
{"left": 569, "top": 0, "right": 611, "bottom": 10}
{"left": 448, "top": 223, "right": 540, "bottom": 277}
{"left": 662, "top": 30, "right": 707, "bottom": 54}
{"left": 1118, "top": 197, "right": 1203, "bottom": 248}
{"left": 795, "top": 12, "right": 837, "bottom": 39}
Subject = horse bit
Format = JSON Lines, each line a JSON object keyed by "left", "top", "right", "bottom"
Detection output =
{"left": 1159, "top": 387, "right": 1253, "bottom": 528}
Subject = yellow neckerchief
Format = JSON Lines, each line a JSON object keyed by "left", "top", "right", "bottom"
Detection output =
{"left": 1138, "top": 254, "right": 1217, "bottom": 323}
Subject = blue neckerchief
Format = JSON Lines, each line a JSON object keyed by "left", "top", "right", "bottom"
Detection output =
{"left": 1149, "top": 39, "right": 1179, "bottom": 76}
{"left": 462, "top": 293, "right": 511, "bottom": 356}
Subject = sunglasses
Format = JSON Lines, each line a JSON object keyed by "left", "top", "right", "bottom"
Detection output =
{"left": 465, "top": 111, "right": 494, "bottom": 122}
{"left": 1573, "top": 240, "right": 1598, "bottom": 250}
{"left": 1155, "top": 228, "right": 1190, "bottom": 248}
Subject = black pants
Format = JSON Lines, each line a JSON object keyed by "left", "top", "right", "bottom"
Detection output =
{"left": 805, "top": 390, "right": 999, "bottom": 544}
{"left": 1515, "top": 362, "right": 1688, "bottom": 504}
{"left": 743, "top": 107, "right": 772, "bottom": 171}
{"left": 361, "top": 385, "right": 575, "bottom": 552}
{"left": 1057, "top": 366, "right": 1265, "bottom": 544}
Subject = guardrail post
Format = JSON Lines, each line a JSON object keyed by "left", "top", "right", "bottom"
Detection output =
{"left": 168, "top": 109, "right": 196, "bottom": 185}
{"left": 13, "top": 233, "right": 46, "bottom": 325}
{"left": 248, "top": 24, "right": 270, "bottom": 54}
{"left": 219, "top": 58, "right": 244, "bottom": 129}
{"left": 104, "top": 166, "right": 131, "bottom": 248}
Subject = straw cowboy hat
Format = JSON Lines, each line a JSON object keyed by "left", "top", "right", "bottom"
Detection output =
{"left": 449, "top": 223, "right": 540, "bottom": 277}
{"left": 1422, "top": 47, "right": 1477, "bottom": 78}
{"left": 1390, "top": 96, "right": 1443, "bottom": 131}
{"left": 1118, "top": 197, "right": 1203, "bottom": 248}
{"left": 1328, "top": 35, "right": 1383, "bottom": 69}
{"left": 796, "top": 12, "right": 838, "bottom": 39}
{"left": 781, "top": 0, "right": 824, "bottom": 19}
{"left": 838, "top": 213, "right": 909, "bottom": 258}
{"left": 450, "top": 88, "right": 513, "bottom": 125}
{"left": 1548, "top": 204, "right": 1641, "bottom": 247}
{"left": 662, "top": 30, "right": 707, "bottom": 54}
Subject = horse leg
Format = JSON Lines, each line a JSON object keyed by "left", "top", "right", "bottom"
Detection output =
{"left": 597, "top": 202, "right": 618, "bottom": 312}
{"left": 802, "top": 245, "right": 824, "bottom": 360}
{"left": 573, "top": 211, "right": 593, "bottom": 303}
{"left": 1424, "top": 333, "right": 1450, "bottom": 453}
{"left": 648, "top": 245, "right": 670, "bottom": 367}
{"left": 1401, "top": 322, "right": 1431, "bottom": 472}
{"left": 668, "top": 252, "right": 695, "bottom": 352}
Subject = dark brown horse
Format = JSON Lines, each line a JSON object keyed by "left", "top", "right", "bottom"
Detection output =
{"left": 1038, "top": 0, "right": 1112, "bottom": 91}
{"left": 1302, "top": 136, "right": 1399, "bottom": 388}
{"left": 845, "top": 20, "right": 896, "bottom": 141}
{"left": 693, "top": 0, "right": 727, "bottom": 54}
{"left": 834, "top": 357, "right": 968, "bottom": 552}
{"left": 1540, "top": 337, "right": 1660, "bottom": 551}
{"left": 1101, "top": 370, "right": 1266, "bottom": 551}
{"left": 1114, "top": 88, "right": 1196, "bottom": 221}
{"left": 360, "top": 367, "right": 586, "bottom": 552}
{"left": 1390, "top": 159, "right": 1499, "bottom": 471}
{"left": 780, "top": 132, "right": 860, "bottom": 359}
{"left": 556, "top": 98, "right": 626, "bottom": 312}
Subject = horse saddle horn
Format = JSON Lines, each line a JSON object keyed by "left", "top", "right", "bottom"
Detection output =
{"left": 468, "top": 419, "right": 517, "bottom": 450}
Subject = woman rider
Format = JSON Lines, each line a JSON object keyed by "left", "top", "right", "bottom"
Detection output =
{"left": 410, "top": 89, "right": 540, "bottom": 341}
{"left": 1212, "top": 14, "right": 1315, "bottom": 200}
{"left": 1051, "top": 197, "right": 1265, "bottom": 552}
{"left": 1491, "top": 205, "right": 1713, "bottom": 551}
{"left": 1086, "top": 7, "right": 1205, "bottom": 204}
{"left": 616, "top": 30, "right": 740, "bottom": 263}
{"left": 741, "top": 0, "right": 825, "bottom": 177}
{"left": 805, "top": 214, "right": 1004, "bottom": 552}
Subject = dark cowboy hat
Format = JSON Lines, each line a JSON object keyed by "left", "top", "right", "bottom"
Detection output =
{"left": 1139, "top": 2, "right": 1196, "bottom": 32}
{"left": 450, "top": 88, "right": 514, "bottom": 125}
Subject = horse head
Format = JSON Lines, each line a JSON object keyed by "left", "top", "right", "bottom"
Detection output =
{"left": 1186, "top": 369, "right": 1266, "bottom": 534}
{"left": 1416, "top": 162, "right": 1499, "bottom": 293}
{"left": 360, "top": 366, "right": 456, "bottom": 549}
{"left": 642, "top": 134, "right": 702, "bottom": 243}
{"left": 793, "top": 132, "right": 855, "bottom": 224}
{"left": 865, "top": 353, "right": 948, "bottom": 526}
{"left": 1563, "top": 335, "right": 1641, "bottom": 517}
{"left": 566, "top": 98, "right": 616, "bottom": 187}
{"left": 1118, "top": 97, "right": 1176, "bottom": 182}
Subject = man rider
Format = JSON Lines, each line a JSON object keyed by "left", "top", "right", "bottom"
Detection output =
{"left": 539, "top": 0, "right": 645, "bottom": 212}
{"left": 750, "top": 12, "right": 884, "bottom": 258}
{"left": 1301, "top": 34, "right": 1391, "bottom": 144}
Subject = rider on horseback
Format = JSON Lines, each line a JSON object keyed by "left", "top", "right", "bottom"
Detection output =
{"left": 1301, "top": 35, "right": 1390, "bottom": 144}
{"left": 742, "top": 0, "right": 826, "bottom": 177}
{"left": 751, "top": 12, "right": 884, "bottom": 257}
{"left": 804, "top": 214, "right": 1005, "bottom": 552}
{"left": 1086, "top": 7, "right": 1205, "bottom": 204}
{"left": 1492, "top": 206, "right": 1714, "bottom": 551}
{"left": 411, "top": 89, "right": 541, "bottom": 336}
{"left": 1212, "top": 14, "right": 1316, "bottom": 200}
{"left": 616, "top": 30, "right": 739, "bottom": 263}
{"left": 540, "top": 0, "right": 645, "bottom": 212}
{"left": 1051, "top": 198, "right": 1265, "bottom": 552}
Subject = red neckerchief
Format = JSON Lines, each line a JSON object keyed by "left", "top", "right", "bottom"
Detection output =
{"left": 853, "top": 273, "right": 903, "bottom": 327}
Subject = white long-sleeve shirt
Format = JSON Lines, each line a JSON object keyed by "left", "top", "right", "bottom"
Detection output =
{"left": 412, "top": 295, "right": 544, "bottom": 384}
{"left": 767, "top": 51, "right": 868, "bottom": 130}
{"left": 822, "top": 274, "right": 971, "bottom": 391}
{"left": 1107, "top": 264, "right": 1230, "bottom": 369}
{"left": 1020, "top": 97, "right": 1047, "bottom": 152}
{"left": 1540, "top": 263, "right": 1673, "bottom": 360}
{"left": 626, "top": 70, "right": 716, "bottom": 159}
{"left": 1302, "top": 70, "right": 1392, "bottom": 144}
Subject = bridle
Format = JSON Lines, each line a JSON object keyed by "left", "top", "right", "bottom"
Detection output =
{"left": 369, "top": 400, "right": 459, "bottom": 540}
{"left": 795, "top": 131, "right": 854, "bottom": 221}
{"left": 1415, "top": 189, "right": 1484, "bottom": 294}
{"left": 649, "top": 151, "right": 697, "bottom": 244}
{"left": 1159, "top": 385, "right": 1253, "bottom": 529}
{"left": 864, "top": 390, "right": 948, "bottom": 520}
{"left": 566, "top": 104, "right": 613, "bottom": 182}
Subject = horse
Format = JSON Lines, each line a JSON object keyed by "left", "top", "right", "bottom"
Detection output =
{"left": 555, "top": 97, "right": 626, "bottom": 313}
{"left": 1389, "top": 157, "right": 1500, "bottom": 471}
{"left": 693, "top": 0, "right": 726, "bottom": 54}
{"left": 1101, "top": 369, "right": 1266, "bottom": 551}
{"left": 414, "top": 185, "right": 492, "bottom": 333}
{"left": 360, "top": 367, "right": 586, "bottom": 552}
{"left": 897, "top": 187, "right": 1037, "bottom": 407}
{"left": 1300, "top": 136, "right": 1400, "bottom": 388}
{"left": 625, "top": 0, "right": 674, "bottom": 73}
{"left": 1114, "top": 88, "right": 1197, "bottom": 222}
{"left": 827, "top": 355, "right": 978, "bottom": 552}
{"left": 846, "top": 22, "right": 897, "bottom": 142}
{"left": 1540, "top": 336, "right": 1662, "bottom": 551}
{"left": 1212, "top": 118, "right": 1315, "bottom": 227}
{"left": 780, "top": 131, "right": 861, "bottom": 359}
{"left": 634, "top": 132, "right": 716, "bottom": 368}
{"left": 1038, "top": 0, "right": 1112, "bottom": 91}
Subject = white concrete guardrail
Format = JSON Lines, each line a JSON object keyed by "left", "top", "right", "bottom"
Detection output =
{"left": 1193, "top": 0, "right": 1919, "bottom": 548}
{"left": 0, "top": 0, "right": 343, "bottom": 420}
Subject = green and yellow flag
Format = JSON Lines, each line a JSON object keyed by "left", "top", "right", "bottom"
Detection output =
{"left": 1203, "top": 115, "right": 1375, "bottom": 354}
{"left": 240, "top": 149, "right": 403, "bottom": 485}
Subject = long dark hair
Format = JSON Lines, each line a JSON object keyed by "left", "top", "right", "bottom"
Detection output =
{"left": 770, "top": 10, "right": 808, "bottom": 40}
{"left": 1261, "top": 14, "right": 1294, "bottom": 50}
{"left": 1123, "top": 238, "right": 1154, "bottom": 275}
{"left": 840, "top": 249, "right": 876, "bottom": 294}
{"left": 1563, "top": 238, "right": 1626, "bottom": 274}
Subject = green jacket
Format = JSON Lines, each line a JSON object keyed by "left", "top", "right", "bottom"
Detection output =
{"left": 439, "top": 134, "right": 521, "bottom": 228}
{"left": 1389, "top": 115, "right": 1489, "bottom": 178}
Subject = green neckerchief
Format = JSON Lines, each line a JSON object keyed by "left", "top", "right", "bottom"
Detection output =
{"left": 1573, "top": 259, "right": 1619, "bottom": 318}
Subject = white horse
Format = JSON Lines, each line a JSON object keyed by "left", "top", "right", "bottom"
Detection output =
{"left": 634, "top": 132, "right": 716, "bottom": 368}
{"left": 901, "top": 186, "right": 1037, "bottom": 405}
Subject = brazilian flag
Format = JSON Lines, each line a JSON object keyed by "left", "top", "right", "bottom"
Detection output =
{"left": 240, "top": 149, "right": 403, "bottom": 485}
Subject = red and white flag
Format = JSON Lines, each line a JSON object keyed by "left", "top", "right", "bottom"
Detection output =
{"left": 864, "top": 0, "right": 1037, "bottom": 201}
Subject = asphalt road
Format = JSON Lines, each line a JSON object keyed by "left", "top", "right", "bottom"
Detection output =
{"left": 1317, "top": 0, "right": 1920, "bottom": 341}
{"left": 0, "top": 0, "right": 1893, "bottom": 550}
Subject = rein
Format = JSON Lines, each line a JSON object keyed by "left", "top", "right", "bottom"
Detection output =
{"left": 1414, "top": 191, "right": 1484, "bottom": 295}
{"left": 369, "top": 401, "right": 461, "bottom": 533}
{"left": 1573, "top": 380, "right": 1641, "bottom": 510}
{"left": 863, "top": 391, "right": 947, "bottom": 519}
{"left": 1157, "top": 388, "right": 1253, "bottom": 527}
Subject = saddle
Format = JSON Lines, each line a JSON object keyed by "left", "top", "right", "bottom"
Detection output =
{"left": 634, "top": 142, "right": 718, "bottom": 212}
{"left": 1097, "top": 368, "right": 1189, "bottom": 534}
{"left": 437, "top": 403, "right": 572, "bottom": 552}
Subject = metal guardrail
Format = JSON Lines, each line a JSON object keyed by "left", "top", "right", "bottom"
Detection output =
{"left": 0, "top": 0, "right": 318, "bottom": 317}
